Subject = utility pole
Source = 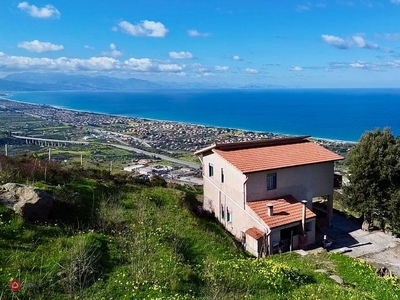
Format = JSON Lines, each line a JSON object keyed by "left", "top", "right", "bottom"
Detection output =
{"left": 109, "top": 160, "right": 113, "bottom": 174}
{"left": 48, "top": 147, "right": 51, "bottom": 161}
{"left": 4, "top": 144, "right": 7, "bottom": 156}
{"left": 80, "top": 154, "right": 83, "bottom": 166}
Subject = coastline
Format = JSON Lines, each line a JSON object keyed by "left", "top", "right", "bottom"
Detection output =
{"left": 0, "top": 96, "right": 357, "bottom": 145}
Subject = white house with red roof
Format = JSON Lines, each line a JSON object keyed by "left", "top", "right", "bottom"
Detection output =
{"left": 194, "top": 136, "right": 343, "bottom": 257}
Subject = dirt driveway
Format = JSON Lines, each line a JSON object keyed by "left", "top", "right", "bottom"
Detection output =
{"left": 327, "top": 214, "right": 400, "bottom": 276}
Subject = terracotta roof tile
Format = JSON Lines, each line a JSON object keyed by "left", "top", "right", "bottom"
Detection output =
{"left": 214, "top": 141, "right": 343, "bottom": 173}
{"left": 245, "top": 227, "right": 265, "bottom": 240}
{"left": 247, "top": 195, "right": 316, "bottom": 229}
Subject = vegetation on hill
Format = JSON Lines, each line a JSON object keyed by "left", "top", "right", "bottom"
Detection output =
{"left": 343, "top": 128, "right": 400, "bottom": 233}
{"left": 1, "top": 155, "right": 400, "bottom": 299}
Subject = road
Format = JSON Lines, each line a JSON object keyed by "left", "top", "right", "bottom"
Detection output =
{"left": 108, "top": 143, "right": 200, "bottom": 169}
{"left": 11, "top": 135, "right": 200, "bottom": 169}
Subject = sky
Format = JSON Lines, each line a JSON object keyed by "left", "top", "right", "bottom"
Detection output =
{"left": 1, "top": 0, "right": 400, "bottom": 88}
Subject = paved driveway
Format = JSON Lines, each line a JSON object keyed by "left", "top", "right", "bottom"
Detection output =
{"left": 327, "top": 214, "right": 400, "bottom": 275}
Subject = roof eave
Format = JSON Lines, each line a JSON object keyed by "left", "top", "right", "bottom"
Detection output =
{"left": 194, "top": 144, "right": 216, "bottom": 156}
{"left": 242, "top": 157, "right": 344, "bottom": 174}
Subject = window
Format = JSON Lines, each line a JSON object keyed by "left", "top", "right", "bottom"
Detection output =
{"left": 221, "top": 204, "right": 225, "bottom": 220}
{"left": 267, "top": 173, "right": 277, "bottom": 190}
{"left": 227, "top": 207, "right": 232, "bottom": 222}
{"left": 208, "top": 163, "right": 214, "bottom": 177}
{"left": 221, "top": 168, "right": 224, "bottom": 183}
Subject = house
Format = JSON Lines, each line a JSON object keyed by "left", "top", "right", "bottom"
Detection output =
{"left": 194, "top": 136, "right": 343, "bottom": 257}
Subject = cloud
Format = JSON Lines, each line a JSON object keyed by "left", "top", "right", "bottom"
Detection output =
{"left": 296, "top": 5, "right": 310, "bottom": 12}
{"left": 321, "top": 34, "right": 349, "bottom": 49}
{"left": 349, "top": 61, "right": 366, "bottom": 68}
{"left": 321, "top": 34, "right": 379, "bottom": 50}
{"left": 202, "top": 72, "right": 214, "bottom": 77}
{"left": 169, "top": 51, "right": 193, "bottom": 59}
{"left": 352, "top": 35, "right": 379, "bottom": 49}
{"left": 17, "top": 40, "right": 64, "bottom": 53}
{"left": 327, "top": 59, "right": 400, "bottom": 71}
{"left": 18, "top": 2, "right": 60, "bottom": 18}
{"left": 215, "top": 65, "right": 230, "bottom": 71}
{"left": 0, "top": 52, "right": 186, "bottom": 74}
{"left": 117, "top": 20, "right": 168, "bottom": 38}
{"left": 391, "top": 0, "right": 400, "bottom": 3}
{"left": 102, "top": 43, "right": 122, "bottom": 57}
{"left": 245, "top": 68, "right": 258, "bottom": 74}
{"left": 376, "top": 33, "right": 400, "bottom": 40}
{"left": 232, "top": 55, "right": 242, "bottom": 61}
{"left": 290, "top": 66, "right": 303, "bottom": 71}
{"left": 84, "top": 45, "right": 94, "bottom": 50}
{"left": 187, "top": 29, "right": 211, "bottom": 37}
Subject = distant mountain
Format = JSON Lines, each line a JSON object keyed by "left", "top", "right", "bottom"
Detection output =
{"left": 1, "top": 72, "right": 161, "bottom": 91}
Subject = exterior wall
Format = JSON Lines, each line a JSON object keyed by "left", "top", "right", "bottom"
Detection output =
{"left": 246, "top": 162, "right": 335, "bottom": 204}
{"left": 269, "top": 219, "right": 316, "bottom": 254}
{"left": 202, "top": 152, "right": 267, "bottom": 239}
{"left": 245, "top": 235, "right": 260, "bottom": 257}
{"left": 200, "top": 151, "right": 325, "bottom": 247}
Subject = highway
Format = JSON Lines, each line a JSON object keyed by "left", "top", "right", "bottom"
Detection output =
{"left": 11, "top": 135, "right": 200, "bottom": 169}
{"left": 108, "top": 143, "right": 200, "bottom": 169}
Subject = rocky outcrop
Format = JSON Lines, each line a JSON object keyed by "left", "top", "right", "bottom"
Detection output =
{"left": 0, "top": 183, "right": 53, "bottom": 221}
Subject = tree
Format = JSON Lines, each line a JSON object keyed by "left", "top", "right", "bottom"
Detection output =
{"left": 344, "top": 128, "right": 400, "bottom": 227}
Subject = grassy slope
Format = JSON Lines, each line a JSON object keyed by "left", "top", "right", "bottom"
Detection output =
{"left": 1, "top": 181, "right": 400, "bottom": 299}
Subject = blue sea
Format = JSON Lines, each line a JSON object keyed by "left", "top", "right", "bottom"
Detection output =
{"left": 7, "top": 89, "right": 400, "bottom": 142}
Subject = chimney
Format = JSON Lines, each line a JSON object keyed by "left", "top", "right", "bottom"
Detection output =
{"left": 267, "top": 204, "right": 274, "bottom": 216}
{"left": 301, "top": 200, "right": 307, "bottom": 235}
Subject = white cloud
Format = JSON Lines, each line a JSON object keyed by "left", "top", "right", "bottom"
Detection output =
{"left": 391, "top": 0, "right": 400, "bottom": 4}
{"left": 245, "top": 68, "right": 258, "bottom": 74}
{"left": 169, "top": 51, "right": 193, "bottom": 59}
{"left": 187, "top": 29, "right": 211, "bottom": 37}
{"left": 0, "top": 52, "right": 187, "bottom": 74}
{"left": 296, "top": 5, "right": 310, "bottom": 12}
{"left": 117, "top": 20, "right": 168, "bottom": 38}
{"left": 215, "top": 65, "right": 230, "bottom": 71}
{"left": 18, "top": 2, "right": 60, "bottom": 18}
{"left": 102, "top": 43, "right": 122, "bottom": 57}
{"left": 290, "top": 66, "right": 303, "bottom": 71}
{"left": 202, "top": 72, "right": 214, "bottom": 77}
{"left": 158, "top": 64, "right": 183, "bottom": 72}
{"left": 232, "top": 55, "right": 242, "bottom": 61}
{"left": 84, "top": 45, "right": 94, "bottom": 50}
{"left": 352, "top": 35, "right": 379, "bottom": 49}
{"left": 321, "top": 34, "right": 379, "bottom": 50}
{"left": 18, "top": 40, "right": 64, "bottom": 53}
{"left": 350, "top": 61, "right": 367, "bottom": 68}
{"left": 376, "top": 33, "right": 400, "bottom": 40}
{"left": 321, "top": 34, "right": 349, "bottom": 49}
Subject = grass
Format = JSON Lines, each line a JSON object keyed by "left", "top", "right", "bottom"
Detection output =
{"left": 1, "top": 163, "right": 400, "bottom": 299}
{"left": 33, "top": 126, "right": 71, "bottom": 131}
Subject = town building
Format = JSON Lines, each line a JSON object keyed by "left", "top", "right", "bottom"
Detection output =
{"left": 194, "top": 136, "right": 343, "bottom": 257}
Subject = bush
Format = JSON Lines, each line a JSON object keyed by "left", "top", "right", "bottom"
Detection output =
{"left": 58, "top": 233, "right": 108, "bottom": 297}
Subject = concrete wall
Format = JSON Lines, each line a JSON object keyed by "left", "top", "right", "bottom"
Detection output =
{"left": 246, "top": 162, "right": 335, "bottom": 204}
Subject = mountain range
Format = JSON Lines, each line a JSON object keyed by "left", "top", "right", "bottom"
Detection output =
{"left": 0, "top": 72, "right": 161, "bottom": 91}
{"left": 0, "top": 72, "right": 287, "bottom": 91}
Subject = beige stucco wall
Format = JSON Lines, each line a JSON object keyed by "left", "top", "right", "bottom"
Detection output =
{"left": 200, "top": 151, "right": 325, "bottom": 247}
{"left": 246, "top": 162, "right": 335, "bottom": 203}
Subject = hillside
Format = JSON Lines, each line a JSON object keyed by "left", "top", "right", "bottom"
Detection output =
{"left": 0, "top": 155, "right": 399, "bottom": 299}
{"left": 1, "top": 72, "right": 160, "bottom": 91}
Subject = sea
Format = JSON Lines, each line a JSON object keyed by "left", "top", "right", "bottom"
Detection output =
{"left": 7, "top": 89, "right": 400, "bottom": 142}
